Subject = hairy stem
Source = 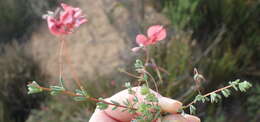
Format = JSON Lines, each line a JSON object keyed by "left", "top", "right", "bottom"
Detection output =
{"left": 63, "top": 39, "right": 85, "bottom": 91}
{"left": 144, "top": 48, "right": 149, "bottom": 65}
{"left": 144, "top": 70, "right": 159, "bottom": 93}
{"left": 59, "top": 39, "right": 65, "bottom": 85}
{"left": 38, "top": 86, "right": 137, "bottom": 110}
{"left": 183, "top": 84, "right": 233, "bottom": 109}
{"left": 119, "top": 69, "right": 140, "bottom": 79}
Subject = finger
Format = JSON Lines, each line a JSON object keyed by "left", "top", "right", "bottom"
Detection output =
{"left": 89, "top": 109, "right": 117, "bottom": 122}
{"left": 101, "top": 86, "right": 159, "bottom": 121}
{"left": 161, "top": 114, "right": 200, "bottom": 122}
{"left": 158, "top": 97, "right": 182, "bottom": 113}
{"left": 103, "top": 88, "right": 136, "bottom": 122}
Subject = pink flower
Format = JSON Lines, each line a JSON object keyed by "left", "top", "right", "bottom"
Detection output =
{"left": 136, "top": 25, "right": 166, "bottom": 46}
{"left": 46, "top": 3, "right": 87, "bottom": 36}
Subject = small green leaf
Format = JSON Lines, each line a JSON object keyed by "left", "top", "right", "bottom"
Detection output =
{"left": 145, "top": 93, "right": 158, "bottom": 102}
{"left": 229, "top": 82, "right": 238, "bottom": 91}
{"left": 50, "top": 86, "right": 65, "bottom": 96}
{"left": 238, "top": 81, "right": 252, "bottom": 92}
{"left": 75, "top": 89, "right": 88, "bottom": 96}
{"left": 96, "top": 102, "right": 109, "bottom": 110}
{"left": 122, "top": 99, "right": 131, "bottom": 106}
{"left": 96, "top": 98, "right": 109, "bottom": 110}
{"left": 233, "top": 79, "right": 240, "bottom": 84}
{"left": 133, "top": 96, "right": 139, "bottom": 103}
{"left": 137, "top": 103, "right": 152, "bottom": 114}
{"left": 112, "top": 106, "right": 118, "bottom": 110}
{"left": 140, "top": 85, "right": 150, "bottom": 95}
{"left": 210, "top": 93, "right": 217, "bottom": 103}
{"left": 196, "top": 95, "right": 210, "bottom": 103}
{"left": 216, "top": 94, "right": 222, "bottom": 100}
{"left": 229, "top": 79, "right": 240, "bottom": 91}
{"left": 50, "top": 86, "right": 65, "bottom": 91}
{"left": 73, "top": 96, "right": 86, "bottom": 101}
{"left": 143, "top": 74, "right": 148, "bottom": 81}
{"left": 27, "top": 81, "right": 43, "bottom": 94}
{"left": 59, "top": 77, "right": 65, "bottom": 89}
{"left": 189, "top": 105, "right": 196, "bottom": 115}
{"left": 110, "top": 100, "right": 120, "bottom": 106}
{"left": 125, "top": 82, "right": 131, "bottom": 88}
{"left": 50, "top": 91, "right": 60, "bottom": 96}
{"left": 135, "top": 59, "right": 144, "bottom": 69}
{"left": 221, "top": 89, "right": 231, "bottom": 97}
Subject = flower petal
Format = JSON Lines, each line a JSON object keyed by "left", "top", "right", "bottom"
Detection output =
{"left": 47, "top": 17, "right": 62, "bottom": 36}
{"left": 45, "top": 3, "right": 87, "bottom": 36}
{"left": 131, "top": 47, "right": 142, "bottom": 52}
{"left": 74, "top": 8, "right": 82, "bottom": 18}
{"left": 136, "top": 34, "right": 148, "bottom": 46}
{"left": 147, "top": 25, "right": 166, "bottom": 41}
{"left": 61, "top": 3, "right": 73, "bottom": 11}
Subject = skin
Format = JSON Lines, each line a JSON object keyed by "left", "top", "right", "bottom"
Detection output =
{"left": 89, "top": 87, "right": 200, "bottom": 122}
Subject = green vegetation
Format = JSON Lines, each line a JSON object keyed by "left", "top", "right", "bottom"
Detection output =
{"left": 0, "top": 0, "right": 58, "bottom": 43}
{"left": 0, "top": 0, "right": 259, "bottom": 121}
{"left": 0, "top": 42, "right": 48, "bottom": 122}
{"left": 150, "top": 0, "right": 259, "bottom": 121}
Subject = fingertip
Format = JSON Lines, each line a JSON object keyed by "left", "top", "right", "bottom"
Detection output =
{"left": 159, "top": 97, "right": 182, "bottom": 113}
{"left": 162, "top": 114, "right": 200, "bottom": 122}
{"left": 162, "top": 114, "right": 185, "bottom": 122}
{"left": 89, "top": 109, "right": 116, "bottom": 122}
{"left": 184, "top": 114, "right": 201, "bottom": 122}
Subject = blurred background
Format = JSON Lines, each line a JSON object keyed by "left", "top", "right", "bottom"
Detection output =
{"left": 0, "top": 0, "right": 259, "bottom": 122}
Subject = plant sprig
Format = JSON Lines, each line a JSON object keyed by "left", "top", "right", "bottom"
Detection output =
{"left": 182, "top": 79, "right": 252, "bottom": 114}
{"left": 27, "top": 82, "right": 137, "bottom": 110}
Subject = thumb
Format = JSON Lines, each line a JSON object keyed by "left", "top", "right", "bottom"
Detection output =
{"left": 161, "top": 114, "right": 200, "bottom": 122}
{"left": 158, "top": 97, "right": 182, "bottom": 113}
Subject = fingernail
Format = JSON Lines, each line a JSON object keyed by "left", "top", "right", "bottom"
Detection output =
{"left": 159, "top": 97, "right": 182, "bottom": 113}
{"left": 184, "top": 114, "right": 201, "bottom": 122}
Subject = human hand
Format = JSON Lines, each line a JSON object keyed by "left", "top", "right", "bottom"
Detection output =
{"left": 89, "top": 87, "right": 200, "bottom": 122}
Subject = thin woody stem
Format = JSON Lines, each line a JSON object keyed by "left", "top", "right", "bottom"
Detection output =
{"left": 59, "top": 39, "right": 65, "bottom": 84}
{"left": 144, "top": 48, "right": 149, "bottom": 65}
{"left": 183, "top": 84, "right": 233, "bottom": 109}
{"left": 155, "top": 66, "right": 170, "bottom": 75}
{"left": 119, "top": 69, "right": 140, "bottom": 79}
{"left": 62, "top": 39, "right": 85, "bottom": 91}
{"left": 38, "top": 86, "right": 137, "bottom": 110}
{"left": 150, "top": 59, "right": 170, "bottom": 75}
{"left": 144, "top": 70, "right": 159, "bottom": 93}
{"left": 151, "top": 59, "right": 163, "bottom": 84}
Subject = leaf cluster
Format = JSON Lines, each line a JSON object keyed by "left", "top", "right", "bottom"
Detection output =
{"left": 188, "top": 79, "right": 252, "bottom": 114}
{"left": 27, "top": 81, "right": 43, "bottom": 94}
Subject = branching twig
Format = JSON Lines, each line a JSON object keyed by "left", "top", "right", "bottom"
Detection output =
{"left": 182, "top": 84, "right": 233, "bottom": 109}
{"left": 150, "top": 59, "right": 170, "bottom": 75}
{"left": 144, "top": 70, "right": 159, "bottom": 93}
{"left": 38, "top": 86, "right": 137, "bottom": 110}
{"left": 119, "top": 69, "right": 141, "bottom": 79}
